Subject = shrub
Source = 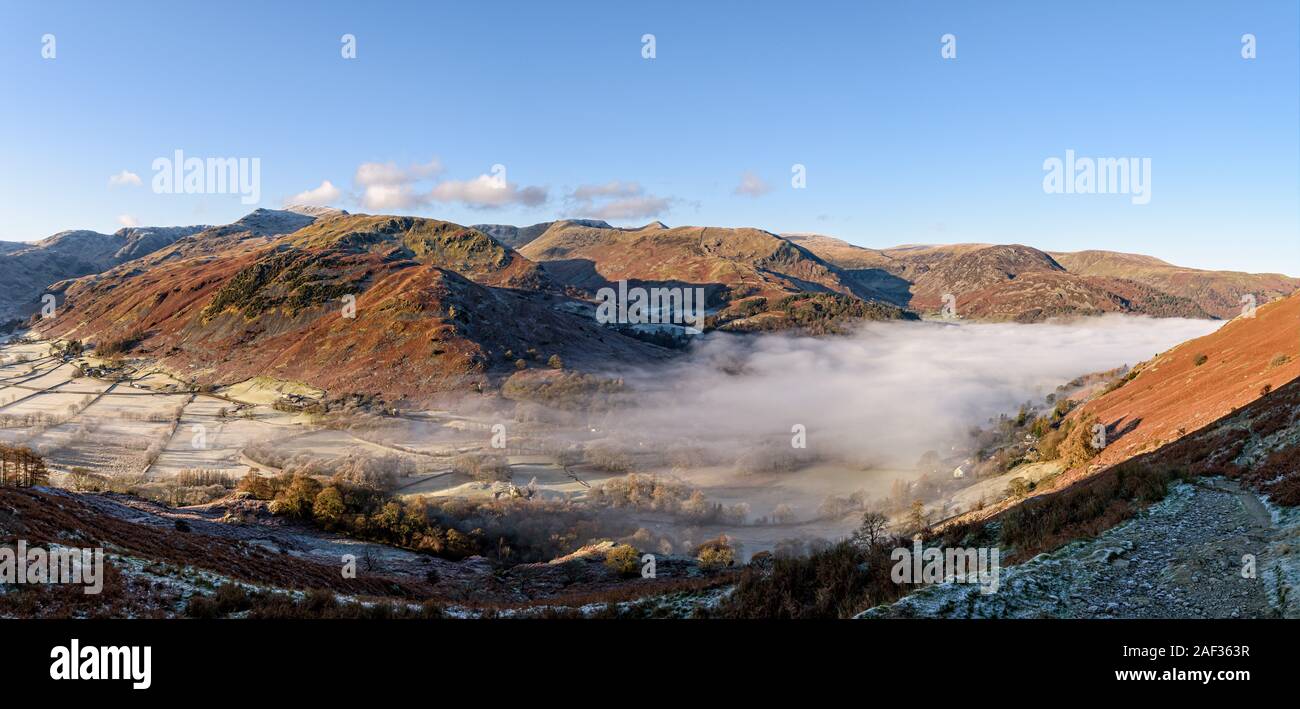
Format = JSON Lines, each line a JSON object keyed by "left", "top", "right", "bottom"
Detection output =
{"left": 604, "top": 544, "right": 641, "bottom": 577}
{"left": 451, "top": 452, "right": 511, "bottom": 482}
{"left": 1058, "top": 414, "right": 1104, "bottom": 469}
{"left": 1193, "top": 353, "right": 1208, "bottom": 366}
{"left": 695, "top": 536, "right": 736, "bottom": 570}
{"left": 716, "top": 536, "right": 911, "bottom": 619}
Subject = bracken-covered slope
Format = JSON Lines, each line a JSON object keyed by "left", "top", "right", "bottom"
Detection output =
{"left": 521, "top": 221, "right": 914, "bottom": 330}
{"left": 786, "top": 233, "right": 1296, "bottom": 321}
{"left": 36, "top": 212, "right": 670, "bottom": 403}
{"left": 472, "top": 219, "right": 611, "bottom": 249}
{"left": 942, "top": 292, "right": 1300, "bottom": 537}
{"left": 908, "top": 245, "right": 1211, "bottom": 321}
{"left": 1063, "top": 292, "right": 1300, "bottom": 480}
{"left": 0, "top": 485, "right": 724, "bottom": 618}
{"left": 523, "top": 221, "right": 888, "bottom": 301}
{"left": 1050, "top": 250, "right": 1300, "bottom": 319}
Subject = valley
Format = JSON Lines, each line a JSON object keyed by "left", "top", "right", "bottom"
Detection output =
{"left": 0, "top": 208, "right": 1296, "bottom": 620}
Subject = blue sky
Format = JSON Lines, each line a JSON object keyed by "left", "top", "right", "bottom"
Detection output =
{"left": 1, "top": 0, "right": 1296, "bottom": 273}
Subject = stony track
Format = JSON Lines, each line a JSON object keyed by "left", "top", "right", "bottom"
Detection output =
{"left": 862, "top": 478, "right": 1299, "bottom": 619}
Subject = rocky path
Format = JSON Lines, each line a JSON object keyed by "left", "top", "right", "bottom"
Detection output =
{"left": 862, "top": 478, "right": 1297, "bottom": 618}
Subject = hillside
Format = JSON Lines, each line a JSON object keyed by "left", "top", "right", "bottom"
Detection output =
{"left": 1051, "top": 250, "right": 1300, "bottom": 319}
{"left": 521, "top": 221, "right": 913, "bottom": 330}
{"left": 908, "top": 245, "right": 1211, "bottom": 320}
{"left": 0, "top": 484, "right": 719, "bottom": 618}
{"left": 473, "top": 219, "right": 611, "bottom": 249}
{"left": 1062, "top": 291, "right": 1300, "bottom": 481}
{"left": 939, "top": 291, "right": 1300, "bottom": 544}
{"left": 0, "top": 223, "right": 210, "bottom": 324}
{"left": 785, "top": 233, "right": 1296, "bottom": 321}
{"left": 35, "top": 212, "right": 669, "bottom": 403}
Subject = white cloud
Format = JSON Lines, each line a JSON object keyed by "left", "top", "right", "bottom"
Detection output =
{"left": 355, "top": 159, "right": 445, "bottom": 209}
{"left": 354, "top": 158, "right": 443, "bottom": 187}
{"left": 361, "top": 183, "right": 427, "bottom": 211}
{"left": 588, "top": 196, "right": 673, "bottom": 220}
{"left": 571, "top": 180, "right": 644, "bottom": 202}
{"left": 108, "top": 170, "right": 142, "bottom": 187}
{"left": 349, "top": 158, "right": 544, "bottom": 211}
{"left": 285, "top": 180, "right": 342, "bottom": 207}
{"left": 117, "top": 214, "right": 140, "bottom": 227}
{"left": 429, "top": 174, "right": 547, "bottom": 209}
{"left": 566, "top": 181, "right": 672, "bottom": 220}
{"left": 734, "top": 170, "right": 771, "bottom": 197}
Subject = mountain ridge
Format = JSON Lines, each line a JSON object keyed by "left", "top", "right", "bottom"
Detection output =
{"left": 785, "top": 232, "right": 1299, "bottom": 320}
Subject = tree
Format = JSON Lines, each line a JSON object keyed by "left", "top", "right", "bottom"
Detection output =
{"left": 237, "top": 471, "right": 273, "bottom": 499}
{"left": 851, "top": 510, "right": 889, "bottom": 548}
{"left": 907, "top": 500, "right": 928, "bottom": 535}
{"left": 270, "top": 473, "right": 322, "bottom": 518}
{"left": 547, "top": 354, "right": 564, "bottom": 370}
{"left": 313, "top": 486, "right": 345, "bottom": 526}
{"left": 0, "top": 445, "right": 49, "bottom": 488}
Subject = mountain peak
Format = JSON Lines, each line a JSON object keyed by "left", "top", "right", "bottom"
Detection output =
{"left": 283, "top": 204, "right": 349, "bottom": 219}
{"left": 230, "top": 208, "right": 322, "bottom": 236}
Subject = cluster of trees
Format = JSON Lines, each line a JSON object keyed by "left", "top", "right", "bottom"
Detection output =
{"left": 186, "top": 584, "right": 444, "bottom": 620}
{"left": 500, "top": 369, "right": 626, "bottom": 410}
{"left": 0, "top": 411, "right": 71, "bottom": 430}
{"left": 582, "top": 442, "right": 637, "bottom": 473}
{"left": 451, "top": 452, "right": 511, "bottom": 482}
{"left": 53, "top": 339, "right": 85, "bottom": 357}
{"left": 732, "top": 442, "right": 813, "bottom": 475}
{"left": 0, "top": 445, "right": 49, "bottom": 487}
{"left": 713, "top": 293, "right": 911, "bottom": 335}
{"left": 242, "top": 445, "right": 413, "bottom": 491}
{"left": 712, "top": 510, "right": 915, "bottom": 619}
{"left": 239, "top": 472, "right": 488, "bottom": 560}
{"left": 65, "top": 466, "right": 238, "bottom": 507}
{"left": 244, "top": 468, "right": 683, "bottom": 566}
{"left": 95, "top": 331, "right": 144, "bottom": 357}
{"left": 175, "top": 469, "right": 237, "bottom": 488}
{"left": 590, "top": 473, "right": 749, "bottom": 525}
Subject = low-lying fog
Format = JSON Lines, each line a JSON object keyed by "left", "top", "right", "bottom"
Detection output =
{"left": 608, "top": 315, "right": 1224, "bottom": 469}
